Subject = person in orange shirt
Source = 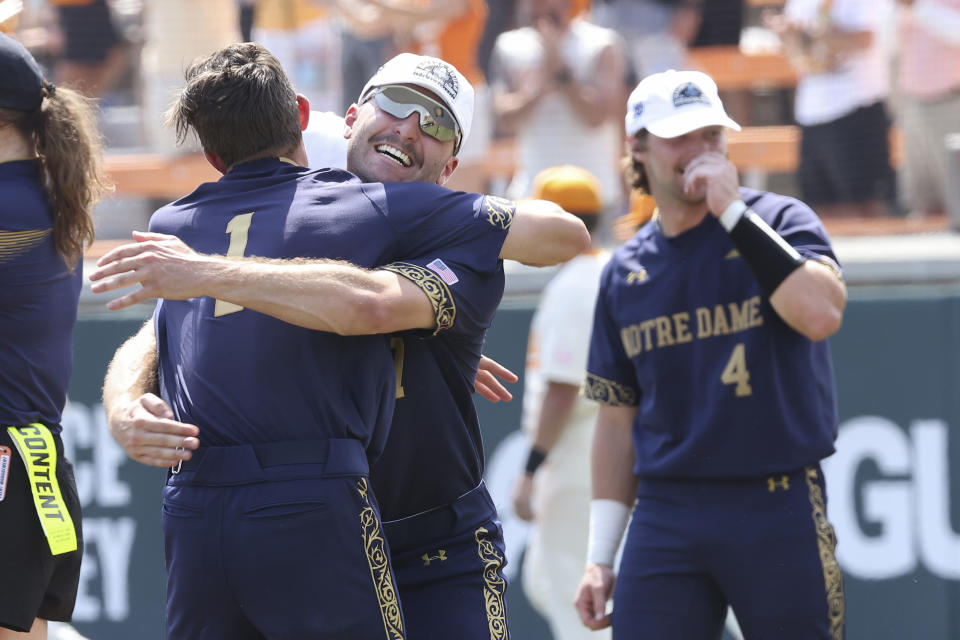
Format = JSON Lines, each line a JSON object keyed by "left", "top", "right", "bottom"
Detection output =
{"left": 394, "top": 0, "right": 493, "bottom": 193}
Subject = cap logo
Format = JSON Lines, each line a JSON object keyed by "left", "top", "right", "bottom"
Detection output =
{"left": 672, "top": 82, "right": 710, "bottom": 109}
{"left": 413, "top": 60, "right": 459, "bottom": 102}
{"left": 632, "top": 102, "right": 644, "bottom": 118}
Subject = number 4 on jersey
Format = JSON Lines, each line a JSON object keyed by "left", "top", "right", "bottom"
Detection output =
{"left": 214, "top": 213, "right": 253, "bottom": 317}
{"left": 721, "top": 342, "right": 752, "bottom": 397}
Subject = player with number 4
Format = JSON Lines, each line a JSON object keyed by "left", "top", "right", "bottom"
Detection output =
{"left": 574, "top": 70, "right": 848, "bottom": 639}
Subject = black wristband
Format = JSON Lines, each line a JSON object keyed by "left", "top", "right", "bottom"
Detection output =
{"left": 727, "top": 209, "right": 806, "bottom": 297}
{"left": 524, "top": 447, "right": 548, "bottom": 474}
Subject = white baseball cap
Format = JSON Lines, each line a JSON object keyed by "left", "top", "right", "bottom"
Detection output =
{"left": 359, "top": 53, "right": 474, "bottom": 148}
{"left": 625, "top": 69, "right": 740, "bottom": 139}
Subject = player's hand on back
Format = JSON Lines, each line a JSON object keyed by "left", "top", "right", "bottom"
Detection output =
{"left": 89, "top": 231, "right": 217, "bottom": 310}
{"left": 575, "top": 563, "right": 616, "bottom": 630}
{"left": 107, "top": 392, "right": 200, "bottom": 468}
{"left": 474, "top": 355, "right": 518, "bottom": 403}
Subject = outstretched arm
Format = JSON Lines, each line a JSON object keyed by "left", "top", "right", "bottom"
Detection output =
{"left": 500, "top": 199, "right": 590, "bottom": 267}
{"left": 90, "top": 231, "right": 436, "bottom": 335}
{"left": 102, "top": 319, "right": 200, "bottom": 467}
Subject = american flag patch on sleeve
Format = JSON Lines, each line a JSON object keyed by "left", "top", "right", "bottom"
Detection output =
{"left": 427, "top": 258, "right": 459, "bottom": 285}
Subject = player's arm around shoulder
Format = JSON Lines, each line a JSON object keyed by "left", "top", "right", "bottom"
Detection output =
{"left": 89, "top": 231, "right": 435, "bottom": 336}
{"left": 500, "top": 198, "right": 590, "bottom": 266}
{"left": 203, "top": 260, "right": 436, "bottom": 336}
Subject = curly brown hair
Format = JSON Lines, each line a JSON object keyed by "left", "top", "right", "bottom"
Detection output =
{"left": 622, "top": 129, "right": 649, "bottom": 195}
{"left": 0, "top": 85, "right": 109, "bottom": 265}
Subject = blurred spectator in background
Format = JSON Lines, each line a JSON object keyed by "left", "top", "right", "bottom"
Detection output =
{"left": 690, "top": 0, "right": 742, "bottom": 50}
{"left": 395, "top": 0, "right": 492, "bottom": 193}
{"left": 301, "top": 108, "right": 348, "bottom": 170}
{"left": 0, "top": 0, "right": 24, "bottom": 33}
{"left": 252, "top": 0, "right": 341, "bottom": 113}
{"left": 513, "top": 165, "right": 610, "bottom": 640}
{"left": 590, "top": 0, "right": 697, "bottom": 82}
{"left": 491, "top": 0, "right": 626, "bottom": 217}
{"left": 568, "top": 0, "right": 589, "bottom": 17}
{"left": 894, "top": 0, "right": 960, "bottom": 218}
{"left": 50, "top": 0, "right": 129, "bottom": 98}
{"left": 477, "top": 0, "right": 517, "bottom": 80}
{"left": 238, "top": 0, "right": 256, "bottom": 41}
{"left": 612, "top": 189, "right": 657, "bottom": 244}
{"left": 141, "top": 0, "right": 240, "bottom": 153}
{"left": 335, "top": 0, "right": 397, "bottom": 114}
{"left": 687, "top": 0, "right": 750, "bottom": 124}
{"left": 775, "top": 0, "right": 897, "bottom": 218}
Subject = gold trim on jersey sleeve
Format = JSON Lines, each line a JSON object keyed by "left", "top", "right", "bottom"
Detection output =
{"left": 381, "top": 262, "right": 456, "bottom": 335}
{"left": 483, "top": 196, "right": 516, "bottom": 230}
{"left": 805, "top": 466, "right": 845, "bottom": 639}
{"left": 357, "top": 478, "right": 405, "bottom": 640}
{"left": 0, "top": 229, "right": 51, "bottom": 263}
{"left": 583, "top": 373, "right": 638, "bottom": 406}
{"left": 475, "top": 526, "right": 508, "bottom": 640}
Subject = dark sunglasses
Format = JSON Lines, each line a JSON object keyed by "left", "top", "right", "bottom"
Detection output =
{"left": 369, "top": 85, "right": 462, "bottom": 152}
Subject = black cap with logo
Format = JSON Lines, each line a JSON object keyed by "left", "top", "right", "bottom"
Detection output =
{"left": 0, "top": 32, "right": 46, "bottom": 112}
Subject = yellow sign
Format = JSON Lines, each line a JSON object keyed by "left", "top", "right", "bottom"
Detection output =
{"left": 7, "top": 424, "right": 78, "bottom": 555}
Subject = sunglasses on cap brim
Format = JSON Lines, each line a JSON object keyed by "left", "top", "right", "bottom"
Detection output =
{"left": 369, "top": 85, "right": 462, "bottom": 152}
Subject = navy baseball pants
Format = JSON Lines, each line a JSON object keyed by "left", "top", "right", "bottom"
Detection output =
{"left": 613, "top": 465, "right": 844, "bottom": 640}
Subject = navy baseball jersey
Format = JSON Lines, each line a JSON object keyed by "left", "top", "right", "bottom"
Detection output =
{"left": 585, "top": 188, "right": 841, "bottom": 478}
{"left": 150, "top": 158, "right": 510, "bottom": 460}
{"left": 371, "top": 256, "right": 506, "bottom": 520}
{"left": 0, "top": 160, "right": 81, "bottom": 433}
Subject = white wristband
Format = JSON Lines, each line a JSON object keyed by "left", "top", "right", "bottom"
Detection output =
{"left": 587, "top": 499, "right": 631, "bottom": 566}
{"left": 719, "top": 199, "right": 748, "bottom": 232}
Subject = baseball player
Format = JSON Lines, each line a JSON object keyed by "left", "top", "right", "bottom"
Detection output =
{"left": 574, "top": 69, "right": 847, "bottom": 639}
{"left": 0, "top": 33, "right": 107, "bottom": 638}
{"left": 92, "top": 51, "right": 588, "bottom": 639}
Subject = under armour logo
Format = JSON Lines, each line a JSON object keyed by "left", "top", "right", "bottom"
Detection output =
{"left": 627, "top": 269, "right": 648, "bottom": 285}
{"left": 422, "top": 550, "right": 448, "bottom": 566}
{"left": 767, "top": 475, "right": 790, "bottom": 492}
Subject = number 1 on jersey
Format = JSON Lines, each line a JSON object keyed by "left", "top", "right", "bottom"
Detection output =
{"left": 214, "top": 213, "right": 253, "bottom": 317}
{"left": 721, "top": 342, "right": 753, "bottom": 397}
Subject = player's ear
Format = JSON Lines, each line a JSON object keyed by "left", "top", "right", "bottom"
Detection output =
{"left": 203, "top": 149, "right": 228, "bottom": 174}
{"left": 344, "top": 104, "right": 360, "bottom": 138}
{"left": 435, "top": 156, "right": 459, "bottom": 186}
{"left": 296, "top": 94, "right": 310, "bottom": 131}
